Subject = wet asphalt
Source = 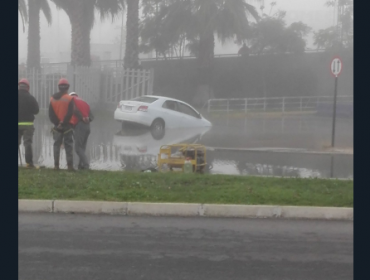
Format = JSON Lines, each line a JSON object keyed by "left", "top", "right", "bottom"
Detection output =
{"left": 19, "top": 213, "right": 353, "bottom": 280}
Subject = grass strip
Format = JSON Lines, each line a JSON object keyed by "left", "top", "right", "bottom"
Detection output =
{"left": 18, "top": 168, "right": 353, "bottom": 207}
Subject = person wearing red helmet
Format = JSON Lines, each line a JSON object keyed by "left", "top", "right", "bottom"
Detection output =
{"left": 18, "top": 78, "right": 39, "bottom": 168}
{"left": 69, "top": 92, "right": 94, "bottom": 170}
{"left": 48, "top": 78, "right": 76, "bottom": 171}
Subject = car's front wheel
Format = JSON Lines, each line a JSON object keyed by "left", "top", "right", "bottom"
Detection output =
{"left": 150, "top": 119, "right": 165, "bottom": 140}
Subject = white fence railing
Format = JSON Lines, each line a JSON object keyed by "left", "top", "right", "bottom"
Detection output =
{"left": 18, "top": 65, "right": 154, "bottom": 110}
{"left": 67, "top": 65, "right": 101, "bottom": 108}
{"left": 102, "top": 67, "right": 154, "bottom": 106}
{"left": 18, "top": 68, "right": 67, "bottom": 110}
{"left": 207, "top": 96, "right": 353, "bottom": 114}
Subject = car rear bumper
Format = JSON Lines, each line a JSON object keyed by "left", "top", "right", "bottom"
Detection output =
{"left": 114, "top": 109, "right": 153, "bottom": 127}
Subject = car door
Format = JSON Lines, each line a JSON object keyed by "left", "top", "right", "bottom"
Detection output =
{"left": 176, "top": 102, "right": 202, "bottom": 127}
{"left": 161, "top": 100, "right": 185, "bottom": 128}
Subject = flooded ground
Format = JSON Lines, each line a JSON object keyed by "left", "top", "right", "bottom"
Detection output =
{"left": 18, "top": 113, "right": 353, "bottom": 179}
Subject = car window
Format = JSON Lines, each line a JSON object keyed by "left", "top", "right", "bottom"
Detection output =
{"left": 177, "top": 102, "right": 200, "bottom": 118}
{"left": 131, "top": 96, "right": 158, "bottom": 103}
{"left": 162, "top": 100, "right": 178, "bottom": 111}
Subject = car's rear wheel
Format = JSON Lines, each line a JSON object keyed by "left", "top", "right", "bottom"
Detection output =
{"left": 150, "top": 119, "right": 165, "bottom": 140}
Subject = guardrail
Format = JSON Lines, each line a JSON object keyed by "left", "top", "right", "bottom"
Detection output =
{"left": 207, "top": 95, "right": 353, "bottom": 114}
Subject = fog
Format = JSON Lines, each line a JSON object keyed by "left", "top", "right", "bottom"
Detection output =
{"left": 18, "top": 0, "right": 336, "bottom": 63}
{"left": 18, "top": 0, "right": 353, "bottom": 178}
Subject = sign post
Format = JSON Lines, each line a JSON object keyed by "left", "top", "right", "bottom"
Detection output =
{"left": 330, "top": 57, "right": 343, "bottom": 178}
{"left": 330, "top": 57, "right": 343, "bottom": 148}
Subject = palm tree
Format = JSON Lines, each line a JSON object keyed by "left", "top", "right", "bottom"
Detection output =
{"left": 19, "top": 0, "right": 28, "bottom": 32}
{"left": 124, "top": 0, "right": 139, "bottom": 68}
{"left": 51, "top": 0, "right": 124, "bottom": 66}
{"left": 162, "top": 0, "right": 260, "bottom": 83}
{"left": 27, "top": 0, "right": 52, "bottom": 70}
{"left": 140, "top": 1, "right": 175, "bottom": 60}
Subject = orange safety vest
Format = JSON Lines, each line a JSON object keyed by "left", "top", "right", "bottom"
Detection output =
{"left": 50, "top": 94, "right": 74, "bottom": 125}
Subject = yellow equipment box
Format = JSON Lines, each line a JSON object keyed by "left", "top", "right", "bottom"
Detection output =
{"left": 157, "top": 144, "right": 207, "bottom": 173}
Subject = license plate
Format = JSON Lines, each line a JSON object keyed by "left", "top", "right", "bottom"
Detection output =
{"left": 121, "top": 105, "right": 132, "bottom": 111}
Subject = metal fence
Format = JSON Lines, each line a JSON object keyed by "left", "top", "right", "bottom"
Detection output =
{"left": 66, "top": 65, "right": 101, "bottom": 108}
{"left": 207, "top": 95, "right": 353, "bottom": 114}
{"left": 102, "top": 67, "right": 154, "bottom": 107}
{"left": 18, "top": 68, "right": 67, "bottom": 110}
{"left": 18, "top": 65, "right": 154, "bottom": 110}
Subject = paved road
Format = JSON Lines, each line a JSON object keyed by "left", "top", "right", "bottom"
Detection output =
{"left": 19, "top": 213, "right": 353, "bottom": 280}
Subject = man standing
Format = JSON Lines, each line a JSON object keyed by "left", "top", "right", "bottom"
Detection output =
{"left": 238, "top": 42, "right": 250, "bottom": 58}
{"left": 49, "top": 78, "right": 75, "bottom": 171}
{"left": 69, "top": 92, "right": 94, "bottom": 170}
{"left": 18, "top": 78, "right": 39, "bottom": 168}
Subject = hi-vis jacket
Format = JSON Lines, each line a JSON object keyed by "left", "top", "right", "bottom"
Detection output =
{"left": 49, "top": 92, "right": 75, "bottom": 127}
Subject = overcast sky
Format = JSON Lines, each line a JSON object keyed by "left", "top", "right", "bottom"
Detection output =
{"left": 18, "top": 0, "right": 337, "bottom": 63}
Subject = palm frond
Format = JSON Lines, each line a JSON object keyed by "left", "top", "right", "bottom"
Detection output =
{"left": 18, "top": 0, "right": 28, "bottom": 32}
{"left": 213, "top": 0, "right": 259, "bottom": 43}
{"left": 50, "top": 0, "right": 72, "bottom": 16}
{"left": 18, "top": 0, "right": 28, "bottom": 21}
{"left": 40, "top": 0, "right": 52, "bottom": 25}
{"left": 95, "top": 0, "right": 125, "bottom": 22}
{"left": 243, "top": 2, "right": 260, "bottom": 22}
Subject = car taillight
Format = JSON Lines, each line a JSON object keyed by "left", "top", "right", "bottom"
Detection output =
{"left": 117, "top": 102, "right": 121, "bottom": 108}
{"left": 138, "top": 106, "right": 148, "bottom": 112}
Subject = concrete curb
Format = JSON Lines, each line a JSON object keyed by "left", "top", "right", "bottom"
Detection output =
{"left": 18, "top": 199, "right": 53, "bottom": 213}
{"left": 18, "top": 200, "right": 353, "bottom": 221}
{"left": 54, "top": 200, "right": 128, "bottom": 215}
{"left": 128, "top": 202, "right": 200, "bottom": 216}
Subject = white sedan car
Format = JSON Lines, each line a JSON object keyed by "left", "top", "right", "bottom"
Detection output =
{"left": 114, "top": 95, "right": 212, "bottom": 135}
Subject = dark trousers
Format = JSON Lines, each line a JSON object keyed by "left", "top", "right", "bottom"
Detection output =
{"left": 74, "top": 122, "right": 91, "bottom": 169}
{"left": 53, "top": 125, "right": 74, "bottom": 167}
{"left": 18, "top": 125, "right": 34, "bottom": 165}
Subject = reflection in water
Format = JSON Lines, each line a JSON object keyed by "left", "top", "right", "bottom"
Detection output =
{"left": 210, "top": 160, "right": 322, "bottom": 178}
{"left": 18, "top": 116, "right": 353, "bottom": 179}
{"left": 89, "top": 143, "right": 123, "bottom": 171}
{"left": 113, "top": 126, "right": 211, "bottom": 171}
{"left": 236, "top": 162, "right": 322, "bottom": 178}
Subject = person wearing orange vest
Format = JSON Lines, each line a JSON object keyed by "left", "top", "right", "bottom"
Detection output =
{"left": 49, "top": 78, "right": 76, "bottom": 171}
{"left": 18, "top": 78, "right": 39, "bottom": 168}
{"left": 69, "top": 92, "right": 94, "bottom": 170}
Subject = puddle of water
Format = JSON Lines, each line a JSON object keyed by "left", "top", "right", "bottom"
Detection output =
{"left": 18, "top": 115, "right": 353, "bottom": 179}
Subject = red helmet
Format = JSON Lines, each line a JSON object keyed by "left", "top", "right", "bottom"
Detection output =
{"left": 58, "top": 78, "right": 69, "bottom": 86}
{"left": 18, "top": 78, "right": 30, "bottom": 89}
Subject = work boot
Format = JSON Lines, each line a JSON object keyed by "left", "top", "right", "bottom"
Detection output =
{"left": 54, "top": 166, "right": 60, "bottom": 171}
{"left": 25, "top": 163, "right": 35, "bottom": 169}
{"left": 67, "top": 166, "right": 76, "bottom": 172}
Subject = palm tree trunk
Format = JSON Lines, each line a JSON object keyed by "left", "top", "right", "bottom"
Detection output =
{"left": 124, "top": 0, "right": 139, "bottom": 69}
{"left": 197, "top": 31, "right": 214, "bottom": 85}
{"left": 27, "top": 0, "right": 41, "bottom": 70}
{"left": 198, "top": 32, "right": 214, "bottom": 69}
{"left": 70, "top": 1, "right": 91, "bottom": 67}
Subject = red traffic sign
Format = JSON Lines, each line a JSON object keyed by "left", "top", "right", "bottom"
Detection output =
{"left": 331, "top": 57, "right": 343, "bottom": 77}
